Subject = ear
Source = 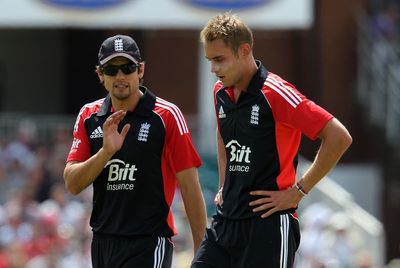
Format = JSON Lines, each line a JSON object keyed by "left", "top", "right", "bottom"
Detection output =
{"left": 95, "top": 67, "right": 104, "bottom": 83}
{"left": 137, "top": 62, "right": 145, "bottom": 79}
{"left": 239, "top": 43, "right": 252, "bottom": 58}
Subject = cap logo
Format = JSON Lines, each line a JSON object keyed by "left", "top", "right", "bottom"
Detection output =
{"left": 114, "top": 38, "right": 124, "bottom": 52}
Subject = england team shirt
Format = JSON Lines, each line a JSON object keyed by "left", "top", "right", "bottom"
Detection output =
{"left": 67, "top": 87, "right": 201, "bottom": 237}
{"left": 214, "top": 61, "right": 333, "bottom": 220}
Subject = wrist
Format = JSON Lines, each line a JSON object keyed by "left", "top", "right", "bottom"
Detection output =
{"left": 98, "top": 147, "right": 115, "bottom": 160}
{"left": 293, "top": 182, "right": 308, "bottom": 197}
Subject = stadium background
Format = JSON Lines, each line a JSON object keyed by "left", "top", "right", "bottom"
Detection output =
{"left": 0, "top": 0, "right": 400, "bottom": 267}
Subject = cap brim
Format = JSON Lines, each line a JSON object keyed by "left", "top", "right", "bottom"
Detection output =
{"left": 99, "top": 53, "right": 138, "bottom": 65}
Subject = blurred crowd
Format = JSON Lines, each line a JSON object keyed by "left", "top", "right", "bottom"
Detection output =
{"left": 0, "top": 119, "right": 92, "bottom": 267}
{"left": 295, "top": 203, "right": 374, "bottom": 268}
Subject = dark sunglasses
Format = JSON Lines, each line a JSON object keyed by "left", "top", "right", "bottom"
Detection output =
{"left": 101, "top": 63, "right": 139, "bottom": 76}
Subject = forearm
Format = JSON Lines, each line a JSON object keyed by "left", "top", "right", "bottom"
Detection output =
{"left": 182, "top": 191, "right": 207, "bottom": 252}
{"left": 64, "top": 148, "right": 114, "bottom": 195}
{"left": 176, "top": 168, "right": 207, "bottom": 253}
{"left": 216, "top": 128, "right": 226, "bottom": 188}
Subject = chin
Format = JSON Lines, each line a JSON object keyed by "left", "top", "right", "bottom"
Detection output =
{"left": 221, "top": 81, "right": 232, "bottom": 87}
{"left": 114, "top": 94, "right": 131, "bottom": 101}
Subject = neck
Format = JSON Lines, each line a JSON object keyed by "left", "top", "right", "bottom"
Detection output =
{"left": 112, "top": 89, "right": 143, "bottom": 112}
{"left": 233, "top": 58, "right": 258, "bottom": 92}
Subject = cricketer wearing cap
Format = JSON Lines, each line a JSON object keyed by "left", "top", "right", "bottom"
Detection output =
{"left": 64, "top": 35, "right": 207, "bottom": 268}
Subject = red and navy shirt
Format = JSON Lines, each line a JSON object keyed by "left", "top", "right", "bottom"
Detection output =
{"left": 67, "top": 87, "right": 201, "bottom": 237}
{"left": 215, "top": 61, "right": 333, "bottom": 220}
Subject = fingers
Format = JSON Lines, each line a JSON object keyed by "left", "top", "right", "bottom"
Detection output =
{"left": 249, "top": 190, "right": 288, "bottom": 218}
{"left": 249, "top": 197, "right": 271, "bottom": 206}
{"left": 261, "top": 208, "right": 277, "bottom": 218}
{"left": 251, "top": 202, "right": 274, "bottom": 212}
{"left": 104, "top": 110, "right": 127, "bottom": 129}
{"left": 120, "top": 124, "right": 131, "bottom": 138}
{"left": 250, "top": 190, "right": 271, "bottom": 196}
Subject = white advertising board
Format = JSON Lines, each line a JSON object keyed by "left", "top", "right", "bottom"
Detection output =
{"left": 0, "top": 0, "right": 313, "bottom": 29}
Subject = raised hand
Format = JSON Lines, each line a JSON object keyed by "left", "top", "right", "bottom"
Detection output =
{"left": 102, "top": 110, "right": 131, "bottom": 155}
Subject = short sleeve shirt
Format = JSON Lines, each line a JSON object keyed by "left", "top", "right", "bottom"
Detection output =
{"left": 214, "top": 61, "right": 333, "bottom": 219}
{"left": 67, "top": 87, "right": 201, "bottom": 236}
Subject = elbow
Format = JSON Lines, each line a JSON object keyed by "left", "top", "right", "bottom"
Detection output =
{"left": 346, "top": 133, "right": 353, "bottom": 149}
{"left": 65, "top": 181, "right": 81, "bottom": 196}
{"left": 338, "top": 129, "right": 353, "bottom": 152}
{"left": 63, "top": 169, "right": 82, "bottom": 196}
{"left": 344, "top": 130, "right": 353, "bottom": 149}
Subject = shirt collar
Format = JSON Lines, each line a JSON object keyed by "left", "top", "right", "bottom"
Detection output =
{"left": 97, "top": 86, "right": 156, "bottom": 117}
{"left": 246, "top": 60, "right": 269, "bottom": 95}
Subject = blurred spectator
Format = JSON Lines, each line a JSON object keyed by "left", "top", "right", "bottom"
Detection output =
{"left": 0, "top": 243, "right": 9, "bottom": 268}
{"left": 3, "top": 119, "right": 37, "bottom": 171}
{"left": 322, "top": 212, "right": 356, "bottom": 267}
{"left": 296, "top": 203, "right": 378, "bottom": 268}
{"left": 0, "top": 163, "right": 8, "bottom": 204}
{"left": 370, "top": 2, "right": 400, "bottom": 41}
{"left": 355, "top": 250, "right": 374, "bottom": 268}
{"left": 6, "top": 242, "right": 27, "bottom": 268}
{"left": 296, "top": 203, "right": 333, "bottom": 267}
{"left": 41, "top": 183, "right": 86, "bottom": 227}
{"left": 0, "top": 198, "right": 34, "bottom": 247}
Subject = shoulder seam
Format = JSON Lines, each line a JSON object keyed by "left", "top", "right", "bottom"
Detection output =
{"left": 155, "top": 97, "right": 189, "bottom": 135}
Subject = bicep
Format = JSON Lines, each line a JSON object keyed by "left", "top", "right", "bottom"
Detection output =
{"left": 317, "top": 118, "right": 349, "bottom": 140}
{"left": 176, "top": 167, "right": 199, "bottom": 188}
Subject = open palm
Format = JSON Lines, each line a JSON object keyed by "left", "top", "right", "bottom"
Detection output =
{"left": 102, "top": 110, "right": 131, "bottom": 155}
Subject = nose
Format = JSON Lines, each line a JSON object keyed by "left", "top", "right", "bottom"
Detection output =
{"left": 115, "top": 69, "right": 125, "bottom": 78}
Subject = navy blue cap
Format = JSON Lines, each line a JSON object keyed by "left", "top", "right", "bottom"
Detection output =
{"left": 98, "top": 35, "right": 141, "bottom": 65}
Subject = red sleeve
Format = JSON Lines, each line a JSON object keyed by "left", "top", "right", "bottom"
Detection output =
{"left": 155, "top": 100, "right": 201, "bottom": 173}
{"left": 264, "top": 74, "right": 333, "bottom": 140}
{"left": 66, "top": 106, "right": 91, "bottom": 163}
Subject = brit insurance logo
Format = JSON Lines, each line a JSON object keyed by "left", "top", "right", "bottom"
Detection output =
{"left": 71, "top": 138, "right": 81, "bottom": 150}
{"left": 226, "top": 140, "right": 251, "bottom": 172}
{"left": 39, "top": 0, "right": 130, "bottom": 9}
{"left": 184, "top": 0, "right": 271, "bottom": 10}
{"left": 105, "top": 159, "right": 138, "bottom": 191}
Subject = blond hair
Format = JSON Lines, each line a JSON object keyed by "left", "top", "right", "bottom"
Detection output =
{"left": 200, "top": 13, "right": 253, "bottom": 54}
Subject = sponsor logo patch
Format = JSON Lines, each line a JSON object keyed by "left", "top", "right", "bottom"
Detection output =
{"left": 219, "top": 106, "right": 226, "bottom": 119}
{"left": 226, "top": 140, "right": 252, "bottom": 172}
{"left": 105, "top": 159, "right": 138, "bottom": 191}
{"left": 71, "top": 138, "right": 81, "bottom": 149}
{"left": 90, "top": 126, "right": 103, "bottom": 139}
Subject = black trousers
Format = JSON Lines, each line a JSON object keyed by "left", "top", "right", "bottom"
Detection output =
{"left": 192, "top": 213, "right": 300, "bottom": 268}
{"left": 91, "top": 233, "right": 173, "bottom": 268}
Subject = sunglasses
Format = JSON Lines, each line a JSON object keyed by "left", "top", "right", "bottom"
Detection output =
{"left": 101, "top": 63, "right": 139, "bottom": 76}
